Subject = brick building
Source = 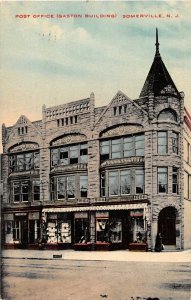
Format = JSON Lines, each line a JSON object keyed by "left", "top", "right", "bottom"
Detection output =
{"left": 1, "top": 30, "right": 191, "bottom": 251}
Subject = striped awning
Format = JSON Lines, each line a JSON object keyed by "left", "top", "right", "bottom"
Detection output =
{"left": 42, "top": 203, "right": 147, "bottom": 213}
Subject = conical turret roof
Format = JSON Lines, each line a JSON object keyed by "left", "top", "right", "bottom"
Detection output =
{"left": 139, "top": 29, "right": 180, "bottom": 98}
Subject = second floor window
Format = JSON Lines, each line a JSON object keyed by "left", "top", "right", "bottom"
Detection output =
{"left": 12, "top": 179, "right": 40, "bottom": 202}
{"left": 101, "top": 168, "right": 144, "bottom": 197}
{"left": 51, "top": 143, "right": 88, "bottom": 167}
{"left": 9, "top": 151, "right": 40, "bottom": 173}
{"left": 172, "top": 167, "right": 179, "bottom": 194}
{"left": 51, "top": 174, "right": 88, "bottom": 200}
{"left": 158, "top": 132, "right": 168, "bottom": 154}
{"left": 100, "top": 134, "right": 145, "bottom": 163}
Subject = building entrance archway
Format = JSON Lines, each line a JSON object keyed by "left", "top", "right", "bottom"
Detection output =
{"left": 158, "top": 207, "right": 176, "bottom": 245}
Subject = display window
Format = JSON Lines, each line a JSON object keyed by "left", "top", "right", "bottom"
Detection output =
{"left": 109, "top": 219, "right": 122, "bottom": 243}
{"left": 96, "top": 218, "right": 109, "bottom": 242}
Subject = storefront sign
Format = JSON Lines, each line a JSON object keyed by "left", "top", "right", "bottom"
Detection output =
{"left": 96, "top": 211, "right": 109, "bottom": 218}
{"left": 4, "top": 213, "right": 14, "bottom": 221}
{"left": 74, "top": 212, "right": 88, "bottom": 219}
{"left": 15, "top": 213, "right": 27, "bottom": 216}
{"left": 29, "top": 212, "right": 40, "bottom": 220}
{"left": 130, "top": 209, "right": 143, "bottom": 217}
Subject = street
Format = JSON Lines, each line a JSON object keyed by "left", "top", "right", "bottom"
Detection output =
{"left": 1, "top": 258, "right": 191, "bottom": 300}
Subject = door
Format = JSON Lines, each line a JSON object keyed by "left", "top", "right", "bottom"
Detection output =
{"left": 158, "top": 207, "right": 176, "bottom": 245}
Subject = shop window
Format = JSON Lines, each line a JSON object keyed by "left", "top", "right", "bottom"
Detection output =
{"left": 158, "top": 167, "right": 168, "bottom": 193}
{"left": 130, "top": 216, "right": 145, "bottom": 243}
{"left": 120, "top": 170, "right": 131, "bottom": 194}
{"left": 158, "top": 131, "right": 168, "bottom": 154}
{"left": 75, "top": 219, "right": 89, "bottom": 243}
{"left": 96, "top": 219, "right": 109, "bottom": 242}
{"left": 13, "top": 220, "right": 21, "bottom": 241}
{"left": 33, "top": 180, "right": 40, "bottom": 201}
{"left": 109, "top": 219, "right": 122, "bottom": 243}
{"left": 172, "top": 167, "right": 179, "bottom": 194}
{"left": 135, "top": 169, "right": 144, "bottom": 194}
{"left": 46, "top": 220, "right": 71, "bottom": 244}
{"left": 29, "top": 220, "right": 40, "bottom": 244}
{"left": 80, "top": 175, "right": 88, "bottom": 197}
{"left": 172, "top": 132, "right": 179, "bottom": 154}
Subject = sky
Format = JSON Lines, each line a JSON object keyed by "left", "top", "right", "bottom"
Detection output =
{"left": 0, "top": 1, "right": 191, "bottom": 152}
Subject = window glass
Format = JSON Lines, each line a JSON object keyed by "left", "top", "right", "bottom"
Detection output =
{"left": 17, "top": 155, "right": 24, "bottom": 171}
{"left": 13, "top": 182, "right": 20, "bottom": 202}
{"left": 33, "top": 180, "right": 40, "bottom": 201}
{"left": 109, "top": 171, "right": 119, "bottom": 195}
{"left": 110, "top": 219, "right": 122, "bottom": 243}
{"left": 172, "top": 167, "right": 178, "bottom": 194}
{"left": 158, "top": 132, "right": 168, "bottom": 154}
{"left": 80, "top": 144, "right": 88, "bottom": 163}
{"left": 67, "top": 176, "right": 75, "bottom": 198}
{"left": 96, "top": 219, "right": 109, "bottom": 242}
{"left": 75, "top": 219, "right": 89, "bottom": 243}
{"left": 158, "top": 167, "right": 168, "bottom": 193}
{"left": 100, "top": 140, "right": 110, "bottom": 162}
{"left": 111, "top": 139, "right": 121, "bottom": 159}
{"left": 124, "top": 136, "right": 134, "bottom": 157}
{"left": 172, "top": 132, "right": 178, "bottom": 154}
{"left": 9, "top": 156, "right": 16, "bottom": 172}
{"left": 120, "top": 170, "right": 131, "bottom": 194}
{"left": 70, "top": 146, "right": 78, "bottom": 164}
{"left": 57, "top": 177, "right": 65, "bottom": 199}
{"left": 135, "top": 135, "right": 145, "bottom": 156}
{"left": 135, "top": 169, "right": 144, "bottom": 194}
{"left": 60, "top": 147, "right": 69, "bottom": 165}
{"left": 80, "top": 175, "right": 88, "bottom": 197}
{"left": 51, "top": 149, "right": 58, "bottom": 166}
{"left": 25, "top": 153, "right": 33, "bottom": 170}
{"left": 22, "top": 181, "right": 29, "bottom": 202}
{"left": 101, "top": 173, "right": 105, "bottom": 197}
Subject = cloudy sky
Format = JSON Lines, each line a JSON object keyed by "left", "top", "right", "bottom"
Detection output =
{"left": 0, "top": 1, "right": 191, "bottom": 151}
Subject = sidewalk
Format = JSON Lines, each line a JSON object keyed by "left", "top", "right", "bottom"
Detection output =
{"left": 2, "top": 249, "right": 191, "bottom": 263}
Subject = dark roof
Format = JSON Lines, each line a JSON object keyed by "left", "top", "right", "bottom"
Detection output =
{"left": 139, "top": 29, "right": 180, "bottom": 98}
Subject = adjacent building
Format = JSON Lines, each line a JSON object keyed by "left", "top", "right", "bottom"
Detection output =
{"left": 1, "top": 30, "right": 191, "bottom": 251}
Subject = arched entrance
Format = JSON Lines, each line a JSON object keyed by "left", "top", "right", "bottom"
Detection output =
{"left": 158, "top": 207, "right": 176, "bottom": 245}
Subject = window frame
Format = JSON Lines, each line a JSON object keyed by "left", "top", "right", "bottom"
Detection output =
{"left": 157, "top": 167, "right": 168, "bottom": 194}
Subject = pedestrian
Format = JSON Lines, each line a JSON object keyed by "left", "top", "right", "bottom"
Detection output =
{"left": 155, "top": 232, "right": 163, "bottom": 252}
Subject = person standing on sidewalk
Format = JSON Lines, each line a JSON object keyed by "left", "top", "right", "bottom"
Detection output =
{"left": 155, "top": 233, "right": 163, "bottom": 252}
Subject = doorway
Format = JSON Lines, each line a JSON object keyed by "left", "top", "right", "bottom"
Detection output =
{"left": 158, "top": 207, "right": 176, "bottom": 245}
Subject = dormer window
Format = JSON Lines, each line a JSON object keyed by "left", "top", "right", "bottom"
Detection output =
{"left": 158, "top": 109, "right": 177, "bottom": 122}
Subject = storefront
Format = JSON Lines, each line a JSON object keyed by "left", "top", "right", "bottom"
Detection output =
{"left": 42, "top": 203, "right": 150, "bottom": 251}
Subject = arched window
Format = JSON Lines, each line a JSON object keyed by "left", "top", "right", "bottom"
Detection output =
{"left": 158, "top": 109, "right": 177, "bottom": 122}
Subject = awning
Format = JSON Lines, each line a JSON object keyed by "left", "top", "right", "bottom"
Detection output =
{"left": 42, "top": 203, "right": 147, "bottom": 213}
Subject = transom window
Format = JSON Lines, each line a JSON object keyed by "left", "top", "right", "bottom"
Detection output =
{"left": 100, "top": 134, "right": 144, "bottom": 163}
{"left": 51, "top": 174, "right": 88, "bottom": 200}
{"left": 51, "top": 143, "right": 88, "bottom": 167}
{"left": 9, "top": 151, "right": 40, "bottom": 173}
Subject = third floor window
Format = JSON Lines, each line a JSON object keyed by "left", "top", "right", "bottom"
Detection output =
{"left": 51, "top": 143, "right": 88, "bottom": 167}
{"left": 9, "top": 151, "right": 40, "bottom": 173}
{"left": 100, "top": 134, "right": 145, "bottom": 163}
